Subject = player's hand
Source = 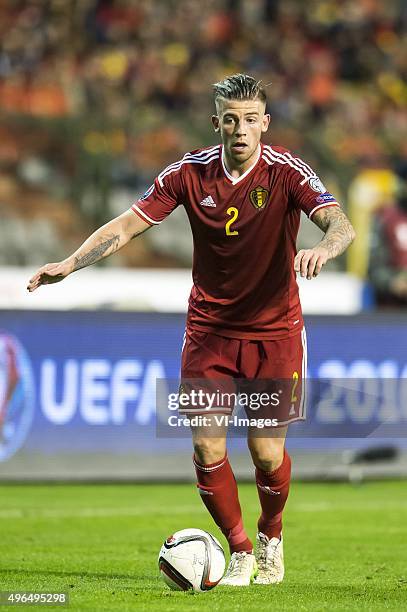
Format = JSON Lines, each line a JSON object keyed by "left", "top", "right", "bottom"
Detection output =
{"left": 27, "top": 260, "right": 73, "bottom": 292}
{"left": 294, "top": 246, "right": 330, "bottom": 280}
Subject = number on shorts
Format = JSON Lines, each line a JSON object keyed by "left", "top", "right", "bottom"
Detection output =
{"left": 289, "top": 370, "right": 299, "bottom": 416}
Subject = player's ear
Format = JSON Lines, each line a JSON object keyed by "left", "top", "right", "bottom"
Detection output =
{"left": 212, "top": 115, "right": 220, "bottom": 132}
{"left": 262, "top": 113, "right": 271, "bottom": 133}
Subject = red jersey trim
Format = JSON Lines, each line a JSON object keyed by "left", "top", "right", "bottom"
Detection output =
{"left": 131, "top": 203, "right": 160, "bottom": 225}
{"left": 308, "top": 202, "right": 340, "bottom": 219}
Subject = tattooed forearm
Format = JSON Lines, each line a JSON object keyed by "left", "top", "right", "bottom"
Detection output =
{"left": 131, "top": 228, "right": 146, "bottom": 240}
{"left": 73, "top": 234, "right": 121, "bottom": 271}
{"left": 312, "top": 208, "right": 356, "bottom": 259}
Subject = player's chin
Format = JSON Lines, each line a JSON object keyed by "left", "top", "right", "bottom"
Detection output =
{"left": 230, "top": 146, "right": 251, "bottom": 161}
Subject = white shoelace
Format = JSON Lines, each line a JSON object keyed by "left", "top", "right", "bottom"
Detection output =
{"left": 224, "top": 552, "right": 252, "bottom": 578}
{"left": 257, "top": 537, "right": 281, "bottom": 576}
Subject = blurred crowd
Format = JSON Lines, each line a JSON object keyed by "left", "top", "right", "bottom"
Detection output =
{"left": 0, "top": 0, "right": 406, "bottom": 278}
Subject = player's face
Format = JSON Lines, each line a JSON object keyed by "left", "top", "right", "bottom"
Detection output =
{"left": 212, "top": 98, "right": 270, "bottom": 170}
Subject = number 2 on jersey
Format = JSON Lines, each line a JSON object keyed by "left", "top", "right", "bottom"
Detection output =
{"left": 225, "top": 207, "right": 239, "bottom": 236}
{"left": 289, "top": 370, "right": 299, "bottom": 416}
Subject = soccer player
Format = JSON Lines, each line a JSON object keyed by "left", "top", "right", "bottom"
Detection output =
{"left": 28, "top": 74, "right": 355, "bottom": 587}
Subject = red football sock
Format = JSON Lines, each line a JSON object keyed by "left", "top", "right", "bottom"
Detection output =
{"left": 255, "top": 449, "right": 291, "bottom": 539}
{"left": 194, "top": 454, "right": 253, "bottom": 554}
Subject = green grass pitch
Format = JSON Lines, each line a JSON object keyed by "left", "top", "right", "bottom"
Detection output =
{"left": 1, "top": 480, "right": 406, "bottom": 611}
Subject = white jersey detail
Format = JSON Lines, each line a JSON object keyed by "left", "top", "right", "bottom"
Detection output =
{"left": 157, "top": 147, "right": 221, "bottom": 187}
{"left": 158, "top": 146, "right": 220, "bottom": 178}
{"left": 308, "top": 201, "right": 339, "bottom": 218}
{"left": 300, "top": 327, "right": 307, "bottom": 420}
{"left": 156, "top": 146, "right": 219, "bottom": 179}
{"left": 263, "top": 145, "right": 317, "bottom": 179}
{"left": 262, "top": 149, "right": 314, "bottom": 181}
{"left": 221, "top": 143, "right": 261, "bottom": 185}
{"left": 262, "top": 146, "right": 317, "bottom": 182}
{"left": 199, "top": 195, "right": 216, "bottom": 207}
{"left": 131, "top": 203, "right": 161, "bottom": 225}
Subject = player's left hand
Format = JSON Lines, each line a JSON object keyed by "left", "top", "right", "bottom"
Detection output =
{"left": 294, "top": 246, "right": 330, "bottom": 280}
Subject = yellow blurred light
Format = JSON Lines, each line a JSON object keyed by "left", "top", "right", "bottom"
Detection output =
{"left": 162, "top": 43, "right": 189, "bottom": 66}
{"left": 109, "top": 130, "right": 126, "bottom": 154}
{"left": 378, "top": 72, "right": 406, "bottom": 104}
{"left": 83, "top": 131, "right": 108, "bottom": 154}
{"left": 100, "top": 52, "right": 128, "bottom": 79}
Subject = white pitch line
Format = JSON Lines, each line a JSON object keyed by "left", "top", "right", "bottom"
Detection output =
{"left": 0, "top": 501, "right": 406, "bottom": 520}
{"left": 0, "top": 505, "right": 203, "bottom": 520}
{"left": 293, "top": 501, "right": 407, "bottom": 512}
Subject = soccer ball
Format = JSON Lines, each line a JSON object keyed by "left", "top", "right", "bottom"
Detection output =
{"left": 158, "top": 528, "right": 225, "bottom": 592}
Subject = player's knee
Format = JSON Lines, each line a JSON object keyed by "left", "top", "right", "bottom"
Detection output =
{"left": 193, "top": 438, "right": 226, "bottom": 465}
{"left": 248, "top": 438, "right": 285, "bottom": 472}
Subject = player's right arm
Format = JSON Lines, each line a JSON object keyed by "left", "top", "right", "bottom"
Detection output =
{"left": 28, "top": 153, "right": 185, "bottom": 292}
{"left": 27, "top": 210, "right": 150, "bottom": 292}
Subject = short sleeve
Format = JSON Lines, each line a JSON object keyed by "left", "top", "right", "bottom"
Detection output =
{"left": 286, "top": 155, "right": 341, "bottom": 219}
{"left": 131, "top": 160, "right": 184, "bottom": 225}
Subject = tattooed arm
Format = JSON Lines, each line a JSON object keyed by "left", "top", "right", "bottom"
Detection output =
{"left": 27, "top": 210, "right": 150, "bottom": 292}
{"left": 294, "top": 207, "right": 356, "bottom": 280}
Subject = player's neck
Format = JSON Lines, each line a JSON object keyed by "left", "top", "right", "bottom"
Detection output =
{"left": 222, "top": 144, "right": 261, "bottom": 179}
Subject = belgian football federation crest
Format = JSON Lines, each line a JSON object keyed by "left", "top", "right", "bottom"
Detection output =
{"left": 249, "top": 186, "right": 270, "bottom": 210}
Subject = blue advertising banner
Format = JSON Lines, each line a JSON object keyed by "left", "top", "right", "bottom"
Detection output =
{"left": 0, "top": 311, "right": 406, "bottom": 478}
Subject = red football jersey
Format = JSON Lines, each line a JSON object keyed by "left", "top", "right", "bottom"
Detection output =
{"left": 131, "top": 143, "right": 340, "bottom": 339}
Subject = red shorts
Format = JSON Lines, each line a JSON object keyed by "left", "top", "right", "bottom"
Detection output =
{"left": 180, "top": 327, "right": 307, "bottom": 426}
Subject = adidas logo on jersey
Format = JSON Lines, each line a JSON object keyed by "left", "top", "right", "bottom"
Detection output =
{"left": 199, "top": 195, "right": 216, "bottom": 207}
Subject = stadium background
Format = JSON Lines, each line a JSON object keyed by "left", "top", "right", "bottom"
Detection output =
{"left": 1, "top": 2, "right": 407, "bottom": 610}
{"left": 0, "top": 0, "right": 406, "bottom": 480}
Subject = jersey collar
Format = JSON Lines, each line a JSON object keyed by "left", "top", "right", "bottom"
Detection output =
{"left": 221, "top": 144, "right": 261, "bottom": 185}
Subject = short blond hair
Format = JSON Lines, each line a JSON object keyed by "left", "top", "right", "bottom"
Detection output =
{"left": 213, "top": 74, "right": 267, "bottom": 108}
